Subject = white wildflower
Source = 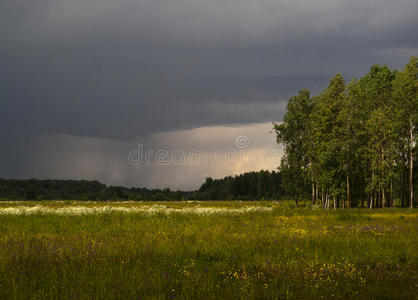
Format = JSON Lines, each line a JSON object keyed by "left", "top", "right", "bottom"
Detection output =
{"left": 0, "top": 204, "right": 272, "bottom": 216}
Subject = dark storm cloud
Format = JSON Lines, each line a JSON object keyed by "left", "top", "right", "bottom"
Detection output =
{"left": 1, "top": 0, "right": 417, "bottom": 186}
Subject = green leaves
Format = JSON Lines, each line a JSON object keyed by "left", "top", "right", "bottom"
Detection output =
{"left": 274, "top": 90, "right": 314, "bottom": 202}
{"left": 276, "top": 57, "right": 417, "bottom": 208}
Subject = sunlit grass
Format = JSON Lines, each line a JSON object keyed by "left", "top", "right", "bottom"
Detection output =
{"left": 0, "top": 201, "right": 416, "bottom": 299}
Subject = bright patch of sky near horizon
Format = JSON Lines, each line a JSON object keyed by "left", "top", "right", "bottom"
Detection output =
{"left": 17, "top": 122, "right": 281, "bottom": 190}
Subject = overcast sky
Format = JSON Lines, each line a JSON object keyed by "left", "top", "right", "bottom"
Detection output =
{"left": 1, "top": 0, "right": 417, "bottom": 189}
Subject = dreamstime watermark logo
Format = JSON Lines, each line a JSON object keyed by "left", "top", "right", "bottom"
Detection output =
{"left": 128, "top": 136, "right": 281, "bottom": 167}
{"left": 235, "top": 135, "right": 250, "bottom": 149}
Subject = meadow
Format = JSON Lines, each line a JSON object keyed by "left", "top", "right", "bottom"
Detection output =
{"left": 0, "top": 201, "right": 417, "bottom": 299}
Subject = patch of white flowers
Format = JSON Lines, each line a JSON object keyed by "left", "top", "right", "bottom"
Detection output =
{"left": 0, "top": 205, "right": 272, "bottom": 216}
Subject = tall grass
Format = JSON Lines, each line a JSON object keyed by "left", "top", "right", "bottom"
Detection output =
{"left": 0, "top": 201, "right": 416, "bottom": 299}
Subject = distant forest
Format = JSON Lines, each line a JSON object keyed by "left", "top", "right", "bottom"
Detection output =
{"left": 0, "top": 170, "right": 287, "bottom": 201}
{"left": 275, "top": 57, "right": 417, "bottom": 208}
{"left": 193, "top": 170, "right": 284, "bottom": 200}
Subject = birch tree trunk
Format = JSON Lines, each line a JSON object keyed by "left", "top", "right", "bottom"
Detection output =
{"left": 409, "top": 120, "right": 414, "bottom": 209}
{"left": 346, "top": 172, "right": 350, "bottom": 208}
{"left": 401, "top": 172, "right": 405, "bottom": 208}
{"left": 382, "top": 187, "right": 386, "bottom": 208}
{"left": 312, "top": 181, "right": 315, "bottom": 205}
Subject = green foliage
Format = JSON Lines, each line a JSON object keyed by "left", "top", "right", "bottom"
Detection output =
{"left": 0, "top": 178, "right": 190, "bottom": 201}
{"left": 274, "top": 90, "right": 313, "bottom": 203}
{"left": 276, "top": 57, "right": 418, "bottom": 208}
{"left": 194, "top": 170, "right": 285, "bottom": 200}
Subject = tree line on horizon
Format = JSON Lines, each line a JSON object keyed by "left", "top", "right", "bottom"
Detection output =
{"left": 0, "top": 179, "right": 187, "bottom": 201}
{"left": 193, "top": 170, "right": 285, "bottom": 200}
{"left": 0, "top": 170, "right": 286, "bottom": 201}
{"left": 275, "top": 57, "right": 417, "bottom": 209}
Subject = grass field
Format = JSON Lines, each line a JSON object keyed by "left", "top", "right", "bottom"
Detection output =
{"left": 0, "top": 201, "right": 417, "bottom": 299}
